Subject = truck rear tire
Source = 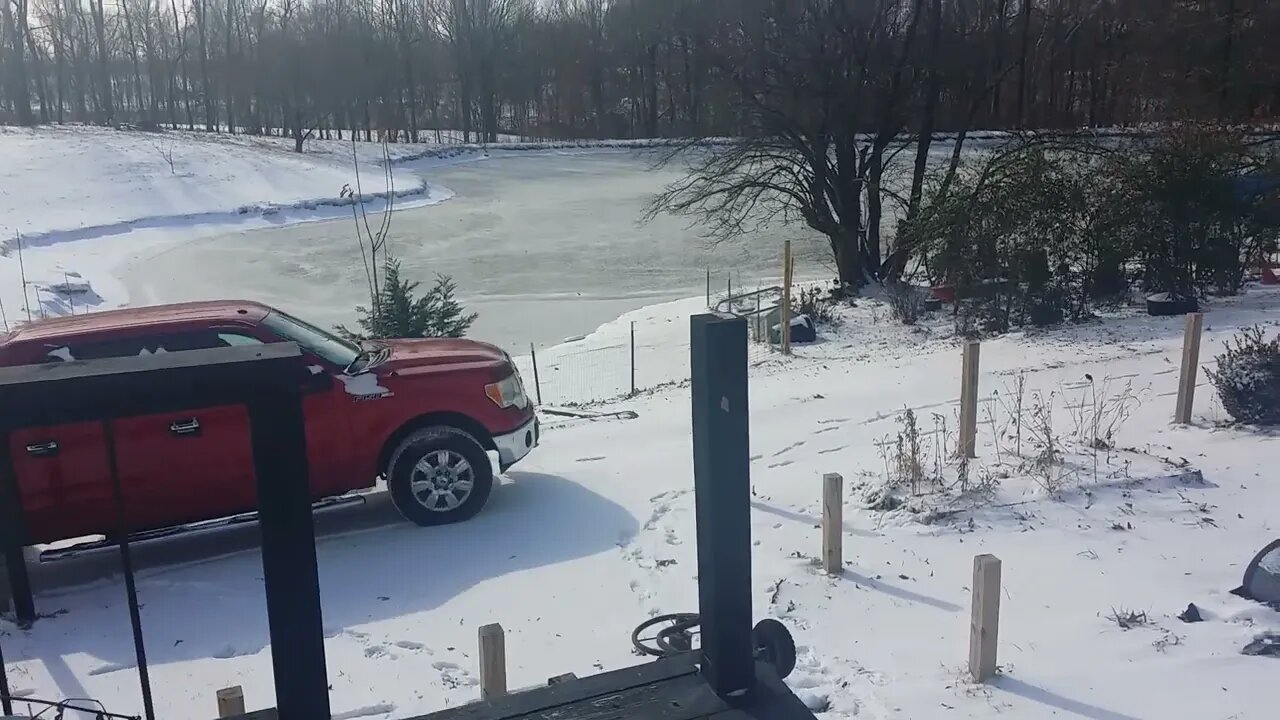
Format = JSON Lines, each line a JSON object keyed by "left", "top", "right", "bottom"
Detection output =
{"left": 387, "top": 427, "right": 494, "bottom": 526}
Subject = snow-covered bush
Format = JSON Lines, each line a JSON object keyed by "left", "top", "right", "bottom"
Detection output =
{"left": 1207, "top": 326, "right": 1280, "bottom": 425}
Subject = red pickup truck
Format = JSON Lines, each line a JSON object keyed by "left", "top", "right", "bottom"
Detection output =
{"left": 0, "top": 300, "right": 538, "bottom": 545}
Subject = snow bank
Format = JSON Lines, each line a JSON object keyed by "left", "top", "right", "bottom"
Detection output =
{"left": 0, "top": 125, "right": 454, "bottom": 327}
{"left": 0, "top": 125, "right": 429, "bottom": 243}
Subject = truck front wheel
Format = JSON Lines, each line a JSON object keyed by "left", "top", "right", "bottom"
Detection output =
{"left": 387, "top": 427, "right": 494, "bottom": 526}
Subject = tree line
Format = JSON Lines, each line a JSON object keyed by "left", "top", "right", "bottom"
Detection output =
{"left": 2, "top": 0, "right": 1278, "bottom": 147}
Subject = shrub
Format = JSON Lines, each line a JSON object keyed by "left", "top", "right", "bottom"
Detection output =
{"left": 885, "top": 281, "right": 926, "bottom": 325}
{"left": 795, "top": 285, "right": 838, "bottom": 324}
{"left": 1207, "top": 326, "right": 1280, "bottom": 425}
{"left": 339, "top": 258, "right": 477, "bottom": 340}
{"left": 1114, "top": 126, "right": 1280, "bottom": 298}
{"left": 906, "top": 127, "right": 1280, "bottom": 335}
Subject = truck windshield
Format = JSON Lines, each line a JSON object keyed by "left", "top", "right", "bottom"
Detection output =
{"left": 262, "top": 311, "right": 360, "bottom": 370}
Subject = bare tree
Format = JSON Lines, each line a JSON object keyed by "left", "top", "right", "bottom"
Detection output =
{"left": 648, "top": 0, "right": 902, "bottom": 288}
{"left": 2, "top": 0, "right": 35, "bottom": 124}
{"left": 3, "top": 0, "right": 1279, "bottom": 146}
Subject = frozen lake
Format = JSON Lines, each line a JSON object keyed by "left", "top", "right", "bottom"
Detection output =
{"left": 116, "top": 150, "right": 829, "bottom": 349}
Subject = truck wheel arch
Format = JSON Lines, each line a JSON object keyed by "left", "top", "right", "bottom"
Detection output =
{"left": 378, "top": 412, "right": 496, "bottom": 476}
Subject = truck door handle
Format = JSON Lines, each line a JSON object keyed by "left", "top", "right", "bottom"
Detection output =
{"left": 25, "top": 441, "right": 59, "bottom": 457}
{"left": 169, "top": 418, "right": 201, "bottom": 436}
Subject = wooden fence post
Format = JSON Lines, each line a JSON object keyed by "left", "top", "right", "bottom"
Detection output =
{"left": 968, "top": 554, "right": 1002, "bottom": 683}
{"left": 822, "top": 473, "right": 843, "bottom": 575}
{"left": 478, "top": 623, "right": 507, "bottom": 700}
{"left": 781, "top": 240, "right": 793, "bottom": 355}
{"left": 959, "top": 341, "right": 981, "bottom": 458}
{"left": 1175, "top": 312, "right": 1205, "bottom": 424}
{"left": 528, "top": 344, "right": 542, "bottom": 406}
{"left": 216, "top": 686, "right": 246, "bottom": 718}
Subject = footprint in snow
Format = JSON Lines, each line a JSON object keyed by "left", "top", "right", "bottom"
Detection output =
{"left": 772, "top": 441, "right": 806, "bottom": 457}
{"left": 364, "top": 645, "right": 393, "bottom": 659}
{"left": 818, "top": 445, "right": 848, "bottom": 455}
{"left": 433, "top": 661, "right": 478, "bottom": 689}
{"left": 576, "top": 456, "right": 606, "bottom": 463}
{"left": 814, "top": 426, "right": 840, "bottom": 435}
{"left": 768, "top": 460, "right": 794, "bottom": 469}
{"left": 394, "top": 640, "right": 428, "bottom": 652}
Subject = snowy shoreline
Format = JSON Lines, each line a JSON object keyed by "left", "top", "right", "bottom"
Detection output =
{"left": 0, "top": 126, "right": 468, "bottom": 326}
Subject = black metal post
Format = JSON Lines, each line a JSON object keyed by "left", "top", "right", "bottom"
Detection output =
{"left": 529, "top": 343, "right": 543, "bottom": 406}
{"left": 102, "top": 420, "right": 157, "bottom": 720}
{"left": 689, "top": 313, "right": 754, "bottom": 698}
{"left": 0, "top": 435, "right": 36, "bottom": 625}
{"left": 247, "top": 391, "right": 331, "bottom": 720}
{"left": 1, "top": 625, "right": 12, "bottom": 716}
{"left": 630, "top": 322, "right": 637, "bottom": 396}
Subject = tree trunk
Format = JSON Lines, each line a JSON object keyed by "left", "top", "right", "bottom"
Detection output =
{"left": 894, "top": 0, "right": 944, "bottom": 280}
{"left": 172, "top": 0, "right": 195, "bottom": 130}
{"left": 52, "top": 0, "right": 67, "bottom": 122}
{"left": 865, "top": 145, "right": 886, "bottom": 278}
{"left": 90, "top": 0, "right": 112, "bottom": 123}
{"left": 399, "top": 18, "right": 418, "bottom": 143}
{"left": 27, "top": 33, "right": 49, "bottom": 123}
{"left": 66, "top": 3, "right": 88, "bottom": 122}
{"left": 224, "top": 0, "right": 236, "bottom": 133}
{"left": 991, "top": 0, "right": 1008, "bottom": 122}
{"left": 3, "top": 0, "right": 35, "bottom": 125}
{"left": 1015, "top": 0, "right": 1032, "bottom": 127}
{"left": 831, "top": 228, "right": 864, "bottom": 290}
{"left": 194, "top": 0, "right": 214, "bottom": 130}
{"left": 120, "top": 0, "right": 147, "bottom": 122}
{"left": 1220, "top": 0, "right": 1236, "bottom": 118}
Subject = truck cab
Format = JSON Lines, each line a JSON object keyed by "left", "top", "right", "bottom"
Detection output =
{"left": 0, "top": 300, "right": 537, "bottom": 544}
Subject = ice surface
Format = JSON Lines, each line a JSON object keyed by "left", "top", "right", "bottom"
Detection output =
{"left": 109, "top": 152, "right": 830, "bottom": 349}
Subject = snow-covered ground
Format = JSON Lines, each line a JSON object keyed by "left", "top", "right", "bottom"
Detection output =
{"left": 4, "top": 281, "right": 1279, "bottom": 720}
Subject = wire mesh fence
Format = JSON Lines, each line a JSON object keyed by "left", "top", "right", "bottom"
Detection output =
{"left": 512, "top": 269, "right": 786, "bottom": 407}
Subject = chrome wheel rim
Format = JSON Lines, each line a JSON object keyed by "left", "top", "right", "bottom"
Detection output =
{"left": 409, "top": 449, "right": 475, "bottom": 512}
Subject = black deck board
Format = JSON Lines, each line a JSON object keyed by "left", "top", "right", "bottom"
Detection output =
{"left": 420, "top": 656, "right": 697, "bottom": 720}
{"left": 393, "top": 657, "right": 812, "bottom": 720}
{"left": 0, "top": 344, "right": 306, "bottom": 428}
